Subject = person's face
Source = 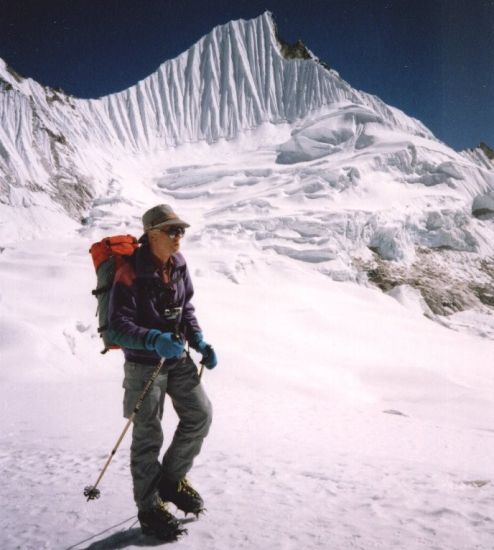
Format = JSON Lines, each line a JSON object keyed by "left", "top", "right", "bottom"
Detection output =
{"left": 150, "top": 225, "right": 185, "bottom": 256}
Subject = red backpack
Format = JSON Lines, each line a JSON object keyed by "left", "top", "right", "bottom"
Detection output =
{"left": 89, "top": 235, "right": 139, "bottom": 353}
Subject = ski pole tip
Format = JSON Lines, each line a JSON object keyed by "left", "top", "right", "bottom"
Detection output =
{"left": 84, "top": 485, "right": 101, "bottom": 501}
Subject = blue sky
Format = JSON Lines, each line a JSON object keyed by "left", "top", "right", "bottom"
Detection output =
{"left": 0, "top": 0, "right": 493, "bottom": 151}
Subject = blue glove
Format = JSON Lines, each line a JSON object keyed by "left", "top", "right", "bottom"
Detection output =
{"left": 145, "top": 329, "right": 184, "bottom": 359}
{"left": 190, "top": 332, "right": 218, "bottom": 369}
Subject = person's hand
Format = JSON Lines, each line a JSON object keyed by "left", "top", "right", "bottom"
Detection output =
{"left": 145, "top": 329, "right": 184, "bottom": 358}
{"left": 200, "top": 344, "right": 218, "bottom": 369}
{"left": 190, "top": 332, "right": 218, "bottom": 369}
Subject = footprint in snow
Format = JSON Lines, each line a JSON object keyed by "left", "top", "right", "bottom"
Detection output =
{"left": 462, "top": 480, "right": 490, "bottom": 488}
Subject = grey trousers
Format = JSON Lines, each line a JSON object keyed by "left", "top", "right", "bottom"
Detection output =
{"left": 123, "top": 356, "right": 212, "bottom": 511}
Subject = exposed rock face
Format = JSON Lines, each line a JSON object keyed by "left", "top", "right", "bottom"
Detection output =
{"left": 479, "top": 142, "right": 494, "bottom": 161}
{"left": 357, "top": 249, "right": 494, "bottom": 316}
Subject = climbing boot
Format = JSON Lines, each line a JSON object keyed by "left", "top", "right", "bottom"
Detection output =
{"left": 159, "top": 477, "right": 204, "bottom": 516}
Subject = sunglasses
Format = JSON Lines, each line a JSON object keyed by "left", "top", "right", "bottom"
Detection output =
{"left": 160, "top": 226, "right": 186, "bottom": 238}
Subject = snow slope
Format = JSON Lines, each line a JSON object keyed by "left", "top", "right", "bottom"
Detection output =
{"left": 1, "top": 233, "right": 494, "bottom": 550}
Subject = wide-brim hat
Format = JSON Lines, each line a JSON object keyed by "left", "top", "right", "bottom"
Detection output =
{"left": 142, "top": 204, "right": 190, "bottom": 232}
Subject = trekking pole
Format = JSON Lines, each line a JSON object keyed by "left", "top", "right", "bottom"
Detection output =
{"left": 84, "top": 356, "right": 166, "bottom": 501}
{"left": 198, "top": 361, "right": 205, "bottom": 380}
{"left": 184, "top": 341, "right": 205, "bottom": 379}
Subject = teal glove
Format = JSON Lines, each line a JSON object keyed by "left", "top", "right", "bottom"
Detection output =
{"left": 145, "top": 329, "right": 184, "bottom": 359}
{"left": 190, "top": 332, "right": 218, "bottom": 369}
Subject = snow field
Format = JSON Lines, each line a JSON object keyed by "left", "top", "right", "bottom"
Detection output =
{"left": 1, "top": 237, "right": 494, "bottom": 549}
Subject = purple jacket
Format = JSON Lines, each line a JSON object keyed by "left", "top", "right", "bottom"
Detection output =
{"left": 108, "top": 244, "right": 201, "bottom": 365}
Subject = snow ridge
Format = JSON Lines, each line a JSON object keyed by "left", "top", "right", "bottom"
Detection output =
{"left": 90, "top": 12, "right": 362, "bottom": 147}
{"left": 83, "top": 13, "right": 434, "bottom": 147}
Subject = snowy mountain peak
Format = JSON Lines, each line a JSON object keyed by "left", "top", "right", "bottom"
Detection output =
{"left": 0, "top": 58, "right": 28, "bottom": 95}
{"left": 96, "top": 10, "right": 365, "bottom": 148}
{"left": 0, "top": 58, "right": 23, "bottom": 85}
{"left": 0, "top": 56, "right": 58, "bottom": 99}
